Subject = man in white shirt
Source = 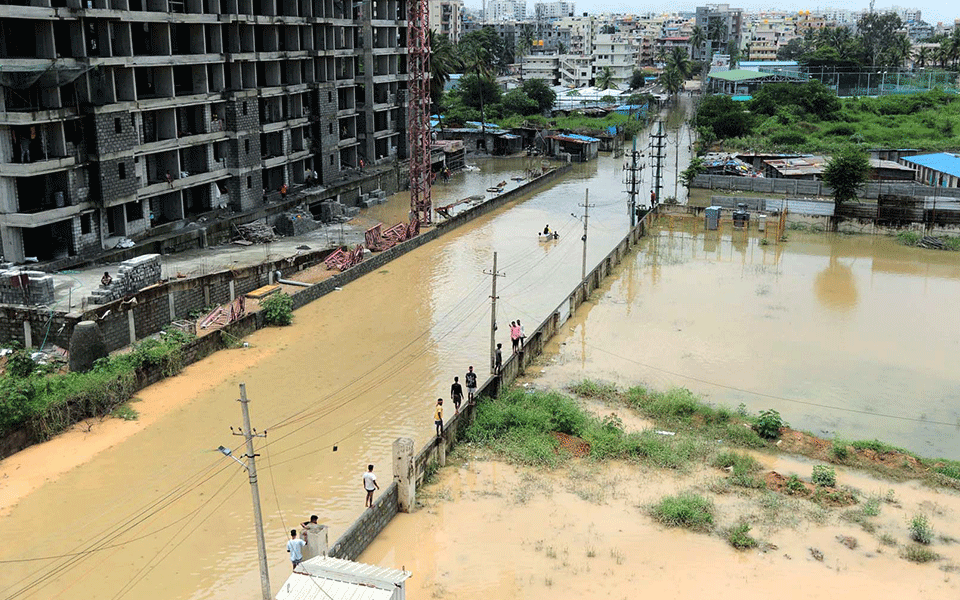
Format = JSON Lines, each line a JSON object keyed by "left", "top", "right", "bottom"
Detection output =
{"left": 286, "top": 529, "right": 306, "bottom": 570}
{"left": 363, "top": 464, "right": 380, "bottom": 508}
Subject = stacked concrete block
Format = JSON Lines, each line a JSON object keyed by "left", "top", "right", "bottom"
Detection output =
{"left": 274, "top": 209, "right": 320, "bottom": 237}
{"left": 86, "top": 254, "right": 162, "bottom": 305}
{"left": 0, "top": 270, "right": 56, "bottom": 306}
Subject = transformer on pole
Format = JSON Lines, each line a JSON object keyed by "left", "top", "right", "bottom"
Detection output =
{"left": 407, "top": 0, "right": 432, "bottom": 224}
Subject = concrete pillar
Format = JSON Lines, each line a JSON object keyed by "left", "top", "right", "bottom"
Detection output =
{"left": 438, "top": 436, "right": 446, "bottom": 467}
{"left": 168, "top": 291, "right": 176, "bottom": 321}
{"left": 127, "top": 309, "right": 136, "bottom": 344}
{"left": 23, "top": 320, "right": 32, "bottom": 348}
{"left": 229, "top": 279, "right": 235, "bottom": 302}
{"left": 392, "top": 437, "right": 415, "bottom": 513}
{"left": 69, "top": 320, "right": 108, "bottom": 373}
{"left": 300, "top": 523, "right": 328, "bottom": 561}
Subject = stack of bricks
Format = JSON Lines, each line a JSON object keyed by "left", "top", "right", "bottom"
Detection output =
{"left": 0, "top": 270, "right": 56, "bottom": 306}
{"left": 86, "top": 254, "right": 162, "bottom": 305}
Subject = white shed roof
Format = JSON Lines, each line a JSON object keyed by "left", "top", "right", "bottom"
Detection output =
{"left": 276, "top": 557, "right": 411, "bottom": 600}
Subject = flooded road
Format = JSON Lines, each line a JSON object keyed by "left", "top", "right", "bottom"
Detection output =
{"left": 532, "top": 222, "right": 960, "bottom": 459}
{"left": 0, "top": 148, "right": 643, "bottom": 599}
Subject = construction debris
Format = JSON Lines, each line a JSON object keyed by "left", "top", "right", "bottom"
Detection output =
{"left": 323, "top": 245, "right": 365, "bottom": 271}
{"left": 235, "top": 220, "right": 278, "bottom": 244}
{"left": 274, "top": 208, "right": 320, "bottom": 237}
{"left": 917, "top": 236, "right": 947, "bottom": 249}
{"left": 436, "top": 195, "right": 485, "bottom": 219}
{"left": 365, "top": 220, "right": 420, "bottom": 251}
{"left": 199, "top": 296, "right": 246, "bottom": 330}
{"left": 246, "top": 284, "right": 281, "bottom": 299}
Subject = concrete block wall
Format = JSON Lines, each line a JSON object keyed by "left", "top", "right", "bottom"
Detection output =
{"left": 316, "top": 85, "right": 341, "bottom": 185}
{"left": 0, "top": 271, "right": 55, "bottom": 305}
{"left": 328, "top": 482, "right": 398, "bottom": 560}
{"left": 226, "top": 92, "right": 263, "bottom": 211}
{"left": 87, "top": 254, "right": 161, "bottom": 304}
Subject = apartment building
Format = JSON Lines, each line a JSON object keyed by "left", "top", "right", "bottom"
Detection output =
{"left": 592, "top": 33, "right": 637, "bottom": 87}
{"left": 487, "top": 0, "right": 526, "bottom": 22}
{"left": 0, "top": 0, "right": 408, "bottom": 264}
{"left": 557, "top": 14, "right": 597, "bottom": 55}
{"left": 520, "top": 54, "right": 559, "bottom": 83}
{"left": 695, "top": 4, "right": 743, "bottom": 56}
{"left": 533, "top": 1, "right": 573, "bottom": 21}
{"left": 429, "top": 0, "right": 463, "bottom": 42}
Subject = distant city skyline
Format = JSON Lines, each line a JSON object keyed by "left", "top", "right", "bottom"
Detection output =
{"left": 465, "top": 1, "right": 958, "bottom": 26}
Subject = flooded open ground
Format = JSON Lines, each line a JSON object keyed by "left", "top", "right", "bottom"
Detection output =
{"left": 361, "top": 449, "right": 960, "bottom": 600}
{"left": 0, "top": 150, "right": 640, "bottom": 600}
{"left": 529, "top": 222, "right": 960, "bottom": 459}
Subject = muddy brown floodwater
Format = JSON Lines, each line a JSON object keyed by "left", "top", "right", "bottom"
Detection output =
{"left": 361, "top": 450, "right": 960, "bottom": 599}
{"left": 529, "top": 222, "right": 960, "bottom": 459}
{"left": 0, "top": 147, "right": 652, "bottom": 600}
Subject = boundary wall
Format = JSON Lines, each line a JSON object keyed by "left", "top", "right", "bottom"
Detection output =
{"left": 691, "top": 174, "right": 960, "bottom": 201}
{"left": 324, "top": 208, "right": 656, "bottom": 562}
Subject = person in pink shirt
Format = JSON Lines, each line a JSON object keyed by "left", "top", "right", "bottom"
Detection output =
{"left": 510, "top": 321, "right": 520, "bottom": 353}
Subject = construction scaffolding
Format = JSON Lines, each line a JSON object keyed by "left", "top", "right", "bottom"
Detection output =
{"left": 407, "top": 0, "right": 432, "bottom": 224}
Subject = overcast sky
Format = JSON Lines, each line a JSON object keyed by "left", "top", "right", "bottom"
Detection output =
{"left": 464, "top": 1, "right": 959, "bottom": 26}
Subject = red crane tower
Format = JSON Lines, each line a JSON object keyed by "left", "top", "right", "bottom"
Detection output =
{"left": 407, "top": 0, "right": 432, "bottom": 224}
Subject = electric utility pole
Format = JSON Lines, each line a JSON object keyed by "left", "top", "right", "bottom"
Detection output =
{"left": 220, "top": 384, "right": 271, "bottom": 600}
{"left": 623, "top": 137, "right": 644, "bottom": 227}
{"left": 650, "top": 120, "right": 667, "bottom": 206}
{"left": 484, "top": 252, "right": 505, "bottom": 374}
{"left": 573, "top": 190, "right": 595, "bottom": 287}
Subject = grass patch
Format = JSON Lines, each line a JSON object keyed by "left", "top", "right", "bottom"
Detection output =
{"left": 849, "top": 439, "right": 902, "bottom": 454}
{"left": 909, "top": 514, "right": 933, "bottom": 545}
{"left": 568, "top": 379, "right": 618, "bottom": 401}
{"left": 0, "top": 330, "right": 194, "bottom": 439}
{"left": 901, "top": 545, "right": 940, "bottom": 563}
{"left": 932, "top": 463, "right": 960, "bottom": 481}
{"left": 727, "top": 523, "right": 759, "bottom": 549}
{"left": 712, "top": 451, "right": 765, "bottom": 489}
{"left": 649, "top": 493, "right": 715, "bottom": 531}
{"left": 831, "top": 440, "right": 851, "bottom": 462}
{"left": 110, "top": 403, "right": 140, "bottom": 421}
{"left": 896, "top": 231, "right": 922, "bottom": 246}
{"left": 879, "top": 533, "right": 898, "bottom": 547}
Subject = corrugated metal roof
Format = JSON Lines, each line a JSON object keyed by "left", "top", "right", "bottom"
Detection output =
{"left": 902, "top": 153, "right": 960, "bottom": 178}
{"left": 275, "top": 557, "right": 410, "bottom": 600}
{"left": 547, "top": 133, "right": 599, "bottom": 143}
{"left": 709, "top": 69, "right": 775, "bottom": 82}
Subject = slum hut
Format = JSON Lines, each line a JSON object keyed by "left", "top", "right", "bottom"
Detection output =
{"left": 900, "top": 153, "right": 960, "bottom": 188}
{"left": 493, "top": 133, "right": 523, "bottom": 155}
{"left": 545, "top": 133, "right": 600, "bottom": 162}
{"left": 276, "top": 557, "right": 412, "bottom": 600}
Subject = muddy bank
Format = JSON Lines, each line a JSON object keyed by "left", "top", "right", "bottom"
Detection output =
{"left": 361, "top": 442, "right": 960, "bottom": 599}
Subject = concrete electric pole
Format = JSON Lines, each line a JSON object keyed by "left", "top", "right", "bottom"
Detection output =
{"left": 623, "top": 137, "right": 644, "bottom": 227}
{"left": 219, "top": 384, "right": 271, "bottom": 600}
{"left": 484, "top": 252, "right": 505, "bottom": 374}
{"left": 573, "top": 190, "right": 595, "bottom": 288}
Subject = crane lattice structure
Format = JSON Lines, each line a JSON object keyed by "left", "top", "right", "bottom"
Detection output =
{"left": 407, "top": 0, "right": 432, "bottom": 224}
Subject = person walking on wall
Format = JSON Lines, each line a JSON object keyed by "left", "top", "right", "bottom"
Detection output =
{"left": 287, "top": 529, "right": 306, "bottom": 570}
{"left": 434, "top": 398, "right": 444, "bottom": 436}
{"left": 363, "top": 464, "right": 379, "bottom": 508}
{"left": 465, "top": 366, "right": 478, "bottom": 403}
{"left": 451, "top": 376, "right": 463, "bottom": 413}
{"left": 495, "top": 343, "right": 503, "bottom": 374}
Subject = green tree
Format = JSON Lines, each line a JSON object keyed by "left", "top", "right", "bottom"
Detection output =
{"left": 628, "top": 69, "right": 646, "bottom": 89}
{"left": 660, "top": 66, "right": 683, "bottom": 97}
{"left": 823, "top": 146, "right": 871, "bottom": 206}
{"left": 680, "top": 157, "right": 706, "bottom": 187}
{"left": 502, "top": 88, "right": 538, "bottom": 115}
{"left": 667, "top": 46, "right": 691, "bottom": 78}
{"left": 777, "top": 38, "right": 805, "bottom": 61}
{"left": 429, "top": 31, "right": 462, "bottom": 128}
{"left": 857, "top": 12, "right": 904, "bottom": 67}
{"left": 601, "top": 24, "right": 616, "bottom": 34}
{"left": 459, "top": 39, "right": 495, "bottom": 142}
{"left": 696, "top": 95, "right": 753, "bottom": 139}
{"left": 690, "top": 25, "right": 706, "bottom": 61}
{"left": 519, "top": 79, "right": 556, "bottom": 113}
{"left": 595, "top": 67, "right": 616, "bottom": 90}
{"left": 748, "top": 81, "right": 840, "bottom": 120}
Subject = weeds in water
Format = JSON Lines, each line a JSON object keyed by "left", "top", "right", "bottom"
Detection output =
{"left": 896, "top": 231, "right": 922, "bottom": 246}
{"left": 110, "top": 403, "right": 139, "bottom": 421}
{"left": 728, "top": 523, "right": 759, "bottom": 549}
{"left": 586, "top": 546, "right": 597, "bottom": 558}
{"left": 568, "top": 379, "right": 618, "bottom": 400}
{"left": 650, "top": 493, "right": 715, "bottom": 531}
{"left": 610, "top": 548, "right": 624, "bottom": 565}
{"left": 260, "top": 292, "right": 294, "bottom": 326}
{"left": 544, "top": 576, "right": 554, "bottom": 587}
{"left": 901, "top": 545, "right": 940, "bottom": 563}
{"left": 545, "top": 546, "right": 557, "bottom": 559}
{"left": 812, "top": 465, "right": 837, "bottom": 487}
{"left": 909, "top": 514, "right": 933, "bottom": 545}
{"left": 713, "top": 451, "right": 765, "bottom": 489}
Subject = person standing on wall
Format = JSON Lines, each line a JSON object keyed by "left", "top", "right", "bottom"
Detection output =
{"left": 451, "top": 376, "right": 463, "bottom": 413}
{"left": 510, "top": 321, "right": 520, "bottom": 353}
{"left": 363, "top": 464, "right": 379, "bottom": 508}
{"left": 517, "top": 320, "right": 525, "bottom": 349}
{"left": 495, "top": 343, "right": 503, "bottom": 374}
{"left": 434, "top": 398, "right": 444, "bottom": 436}
{"left": 465, "top": 366, "right": 478, "bottom": 403}
{"left": 287, "top": 530, "right": 306, "bottom": 570}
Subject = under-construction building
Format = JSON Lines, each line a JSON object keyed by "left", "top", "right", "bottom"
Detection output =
{"left": 0, "top": 0, "right": 409, "bottom": 263}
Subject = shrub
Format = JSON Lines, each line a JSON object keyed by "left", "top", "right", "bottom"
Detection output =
{"left": 728, "top": 523, "right": 759, "bottom": 549}
{"left": 896, "top": 231, "right": 922, "bottom": 246}
{"left": 831, "top": 441, "right": 850, "bottom": 461}
{"left": 261, "top": 292, "right": 293, "bottom": 326}
{"left": 901, "top": 545, "right": 940, "bottom": 563}
{"left": 569, "top": 379, "right": 618, "bottom": 400}
{"left": 933, "top": 464, "right": 960, "bottom": 481}
{"left": 769, "top": 131, "right": 807, "bottom": 146}
{"left": 812, "top": 465, "right": 837, "bottom": 487}
{"left": 785, "top": 474, "right": 806, "bottom": 495}
{"left": 754, "top": 409, "right": 784, "bottom": 439}
{"left": 5, "top": 347, "right": 37, "bottom": 378}
{"left": 650, "top": 493, "right": 714, "bottom": 531}
{"left": 909, "top": 514, "right": 933, "bottom": 545}
{"left": 712, "top": 451, "right": 761, "bottom": 473}
{"left": 826, "top": 124, "right": 856, "bottom": 136}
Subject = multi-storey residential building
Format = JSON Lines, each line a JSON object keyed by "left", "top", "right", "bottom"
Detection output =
{"left": 0, "top": 0, "right": 408, "bottom": 264}
{"left": 430, "top": 0, "right": 464, "bottom": 42}
{"left": 557, "top": 14, "right": 597, "bottom": 55}
{"left": 592, "top": 33, "right": 637, "bottom": 87}
{"left": 487, "top": 0, "right": 526, "bottom": 22}
{"left": 520, "top": 54, "right": 560, "bottom": 83}
{"left": 695, "top": 4, "right": 743, "bottom": 57}
{"left": 655, "top": 36, "right": 693, "bottom": 62}
{"left": 534, "top": 1, "right": 574, "bottom": 21}
{"left": 744, "top": 20, "right": 799, "bottom": 61}
{"left": 559, "top": 54, "right": 592, "bottom": 87}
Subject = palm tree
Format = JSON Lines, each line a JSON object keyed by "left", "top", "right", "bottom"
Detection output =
{"left": 690, "top": 25, "right": 706, "bottom": 61}
{"left": 667, "top": 46, "right": 691, "bottom": 79}
{"left": 429, "top": 31, "right": 461, "bottom": 129}
{"left": 660, "top": 66, "right": 683, "bottom": 98}
{"left": 655, "top": 45, "right": 667, "bottom": 65}
{"left": 914, "top": 46, "right": 929, "bottom": 69}
{"left": 459, "top": 41, "right": 494, "bottom": 143}
{"left": 595, "top": 67, "right": 616, "bottom": 91}
{"left": 707, "top": 17, "right": 724, "bottom": 57}
{"left": 725, "top": 39, "right": 740, "bottom": 68}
